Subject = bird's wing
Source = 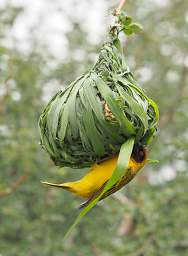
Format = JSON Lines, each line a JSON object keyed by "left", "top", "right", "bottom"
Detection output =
{"left": 79, "top": 168, "right": 134, "bottom": 209}
{"left": 79, "top": 182, "right": 107, "bottom": 209}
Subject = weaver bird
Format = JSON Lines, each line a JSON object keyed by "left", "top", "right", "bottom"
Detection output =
{"left": 42, "top": 143, "right": 147, "bottom": 207}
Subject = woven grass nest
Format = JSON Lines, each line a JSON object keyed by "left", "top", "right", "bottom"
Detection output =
{"left": 39, "top": 14, "right": 159, "bottom": 169}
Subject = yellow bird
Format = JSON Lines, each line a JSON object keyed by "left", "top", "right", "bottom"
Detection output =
{"left": 42, "top": 143, "right": 147, "bottom": 207}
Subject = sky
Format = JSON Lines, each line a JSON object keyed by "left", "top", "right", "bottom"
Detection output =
{"left": 1, "top": 0, "right": 170, "bottom": 58}
{"left": 2, "top": 0, "right": 109, "bottom": 58}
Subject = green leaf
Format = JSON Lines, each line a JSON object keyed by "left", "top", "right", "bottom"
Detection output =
{"left": 113, "top": 38, "right": 121, "bottom": 51}
{"left": 129, "top": 23, "right": 143, "bottom": 34}
{"left": 63, "top": 137, "right": 135, "bottom": 241}
{"left": 81, "top": 79, "right": 121, "bottom": 142}
{"left": 124, "top": 16, "right": 132, "bottom": 26}
{"left": 116, "top": 84, "right": 148, "bottom": 133}
{"left": 148, "top": 98, "right": 160, "bottom": 126}
{"left": 94, "top": 74, "right": 135, "bottom": 136}
{"left": 123, "top": 26, "right": 133, "bottom": 36}
{"left": 65, "top": 75, "right": 87, "bottom": 140}
{"left": 119, "top": 15, "right": 132, "bottom": 26}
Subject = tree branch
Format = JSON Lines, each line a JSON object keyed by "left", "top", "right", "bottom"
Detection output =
{"left": 0, "top": 170, "right": 28, "bottom": 197}
{"left": 115, "top": 0, "right": 126, "bottom": 16}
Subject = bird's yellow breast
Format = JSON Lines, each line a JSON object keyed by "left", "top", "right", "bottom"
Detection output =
{"left": 66, "top": 156, "right": 146, "bottom": 198}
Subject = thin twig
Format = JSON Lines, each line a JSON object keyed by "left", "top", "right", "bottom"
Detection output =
{"left": 116, "top": 0, "right": 126, "bottom": 16}
{"left": 0, "top": 171, "right": 28, "bottom": 197}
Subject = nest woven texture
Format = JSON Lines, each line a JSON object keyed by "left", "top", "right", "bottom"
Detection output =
{"left": 39, "top": 42, "right": 159, "bottom": 168}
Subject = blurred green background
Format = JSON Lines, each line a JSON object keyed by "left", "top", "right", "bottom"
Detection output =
{"left": 0, "top": 0, "right": 188, "bottom": 255}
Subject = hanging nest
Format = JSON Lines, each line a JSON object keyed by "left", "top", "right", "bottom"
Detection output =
{"left": 39, "top": 15, "right": 159, "bottom": 169}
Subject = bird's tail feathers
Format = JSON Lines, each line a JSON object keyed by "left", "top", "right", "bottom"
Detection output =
{"left": 41, "top": 181, "right": 73, "bottom": 191}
